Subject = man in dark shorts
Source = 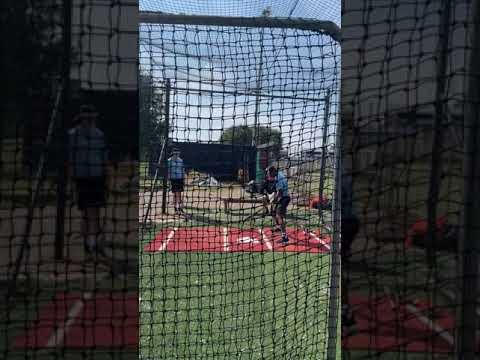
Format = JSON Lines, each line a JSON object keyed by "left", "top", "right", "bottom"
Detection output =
{"left": 68, "top": 104, "right": 109, "bottom": 256}
{"left": 167, "top": 147, "right": 185, "bottom": 214}
{"left": 267, "top": 166, "right": 291, "bottom": 244}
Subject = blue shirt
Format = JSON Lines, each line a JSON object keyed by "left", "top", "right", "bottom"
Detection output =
{"left": 275, "top": 171, "right": 289, "bottom": 197}
{"left": 168, "top": 157, "right": 184, "bottom": 179}
{"left": 68, "top": 126, "right": 108, "bottom": 178}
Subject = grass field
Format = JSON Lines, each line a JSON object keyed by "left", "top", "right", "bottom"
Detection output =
{"left": 139, "top": 226, "right": 334, "bottom": 359}
{"left": 137, "top": 163, "right": 340, "bottom": 358}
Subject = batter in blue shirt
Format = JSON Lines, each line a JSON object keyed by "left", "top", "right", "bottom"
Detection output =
{"left": 167, "top": 148, "right": 185, "bottom": 214}
{"left": 267, "top": 166, "right": 291, "bottom": 244}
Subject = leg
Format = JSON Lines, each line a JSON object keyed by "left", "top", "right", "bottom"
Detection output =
{"left": 178, "top": 190, "right": 184, "bottom": 211}
{"left": 276, "top": 213, "right": 286, "bottom": 233}
{"left": 178, "top": 179, "right": 185, "bottom": 211}
{"left": 80, "top": 209, "right": 88, "bottom": 243}
{"left": 173, "top": 191, "right": 178, "bottom": 211}
{"left": 83, "top": 177, "right": 106, "bottom": 254}
{"left": 86, "top": 207, "right": 101, "bottom": 244}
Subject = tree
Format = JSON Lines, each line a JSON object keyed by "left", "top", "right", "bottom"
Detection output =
{"left": 220, "top": 125, "right": 283, "bottom": 153}
{"left": 0, "top": 2, "right": 63, "bottom": 129}
{"left": 0, "top": 1, "right": 64, "bottom": 174}
{"left": 139, "top": 72, "right": 165, "bottom": 161}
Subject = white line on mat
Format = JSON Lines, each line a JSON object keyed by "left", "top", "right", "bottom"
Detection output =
{"left": 258, "top": 229, "right": 273, "bottom": 251}
{"left": 308, "top": 231, "right": 330, "bottom": 251}
{"left": 158, "top": 228, "right": 177, "bottom": 252}
{"left": 223, "top": 227, "right": 230, "bottom": 252}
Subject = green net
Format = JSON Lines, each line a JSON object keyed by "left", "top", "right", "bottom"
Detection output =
{"left": 342, "top": 0, "right": 479, "bottom": 358}
{"left": 139, "top": 13, "right": 341, "bottom": 359}
{"left": 1, "top": 1, "right": 138, "bottom": 358}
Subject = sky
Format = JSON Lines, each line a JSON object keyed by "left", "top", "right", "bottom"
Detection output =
{"left": 138, "top": 3, "right": 341, "bottom": 155}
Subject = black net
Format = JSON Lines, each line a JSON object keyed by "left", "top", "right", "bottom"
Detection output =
{"left": 342, "top": 0, "right": 478, "bottom": 358}
{"left": 1, "top": 1, "right": 138, "bottom": 358}
{"left": 140, "top": 0, "right": 340, "bottom": 24}
{"left": 139, "top": 14, "right": 341, "bottom": 359}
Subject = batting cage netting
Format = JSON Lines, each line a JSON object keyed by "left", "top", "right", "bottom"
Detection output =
{"left": 342, "top": 1, "right": 480, "bottom": 359}
{"left": 1, "top": 1, "right": 138, "bottom": 359}
{"left": 5, "top": 0, "right": 480, "bottom": 359}
{"left": 139, "top": 3, "right": 341, "bottom": 359}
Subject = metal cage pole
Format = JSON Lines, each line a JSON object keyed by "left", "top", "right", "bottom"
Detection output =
{"left": 142, "top": 79, "right": 171, "bottom": 223}
{"left": 161, "top": 79, "right": 171, "bottom": 214}
{"left": 139, "top": 13, "right": 341, "bottom": 42}
{"left": 318, "top": 89, "right": 331, "bottom": 217}
{"left": 426, "top": 0, "right": 452, "bottom": 268}
{"left": 55, "top": 0, "right": 72, "bottom": 260}
{"left": 252, "top": 26, "right": 264, "bottom": 148}
{"left": 457, "top": 1, "right": 480, "bottom": 358}
{"left": 326, "top": 105, "right": 341, "bottom": 360}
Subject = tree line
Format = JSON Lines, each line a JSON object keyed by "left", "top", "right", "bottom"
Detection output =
{"left": 139, "top": 72, "right": 282, "bottom": 161}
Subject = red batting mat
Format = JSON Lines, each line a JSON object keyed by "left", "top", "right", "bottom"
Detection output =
{"left": 143, "top": 226, "right": 331, "bottom": 253}
{"left": 342, "top": 294, "right": 469, "bottom": 353}
{"left": 14, "top": 292, "right": 138, "bottom": 349}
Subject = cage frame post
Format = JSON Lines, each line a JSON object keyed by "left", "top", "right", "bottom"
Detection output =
{"left": 426, "top": 0, "right": 452, "bottom": 268}
{"left": 457, "top": 1, "right": 480, "bottom": 357}
{"left": 161, "top": 78, "right": 171, "bottom": 214}
{"left": 252, "top": 9, "right": 271, "bottom": 147}
{"left": 142, "top": 138, "right": 167, "bottom": 225}
{"left": 55, "top": 0, "right": 72, "bottom": 261}
{"left": 318, "top": 89, "right": 332, "bottom": 216}
{"left": 139, "top": 12, "right": 341, "bottom": 42}
{"left": 326, "top": 101, "right": 341, "bottom": 360}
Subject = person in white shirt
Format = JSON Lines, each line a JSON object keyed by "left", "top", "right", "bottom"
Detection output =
{"left": 167, "top": 147, "right": 185, "bottom": 214}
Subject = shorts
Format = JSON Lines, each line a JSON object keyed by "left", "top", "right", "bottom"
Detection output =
{"left": 170, "top": 179, "right": 184, "bottom": 193}
{"left": 274, "top": 196, "right": 290, "bottom": 217}
{"left": 74, "top": 177, "right": 106, "bottom": 210}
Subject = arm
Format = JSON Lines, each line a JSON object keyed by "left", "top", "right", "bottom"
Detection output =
{"left": 273, "top": 189, "right": 282, "bottom": 203}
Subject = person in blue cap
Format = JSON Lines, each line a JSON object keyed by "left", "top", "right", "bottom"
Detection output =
{"left": 167, "top": 147, "right": 185, "bottom": 214}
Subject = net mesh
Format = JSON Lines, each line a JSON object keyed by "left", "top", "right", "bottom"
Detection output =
{"left": 5, "top": 0, "right": 479, "bottom": 358}
{"left": 139, "top": 0, "right": 340, "bottom": 25}
{"left": 139, "top": 15, "right": 340, "bottom": 359}
{"left": 1, "top": 1, "right": 138, "bottom": 358}
{"left": 342, "top": 0, "right": 478, "bottom": 358}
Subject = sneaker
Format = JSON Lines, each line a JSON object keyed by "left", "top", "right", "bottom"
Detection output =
{"left": 280, "top": 234, "right": 289, "bottom": 244}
